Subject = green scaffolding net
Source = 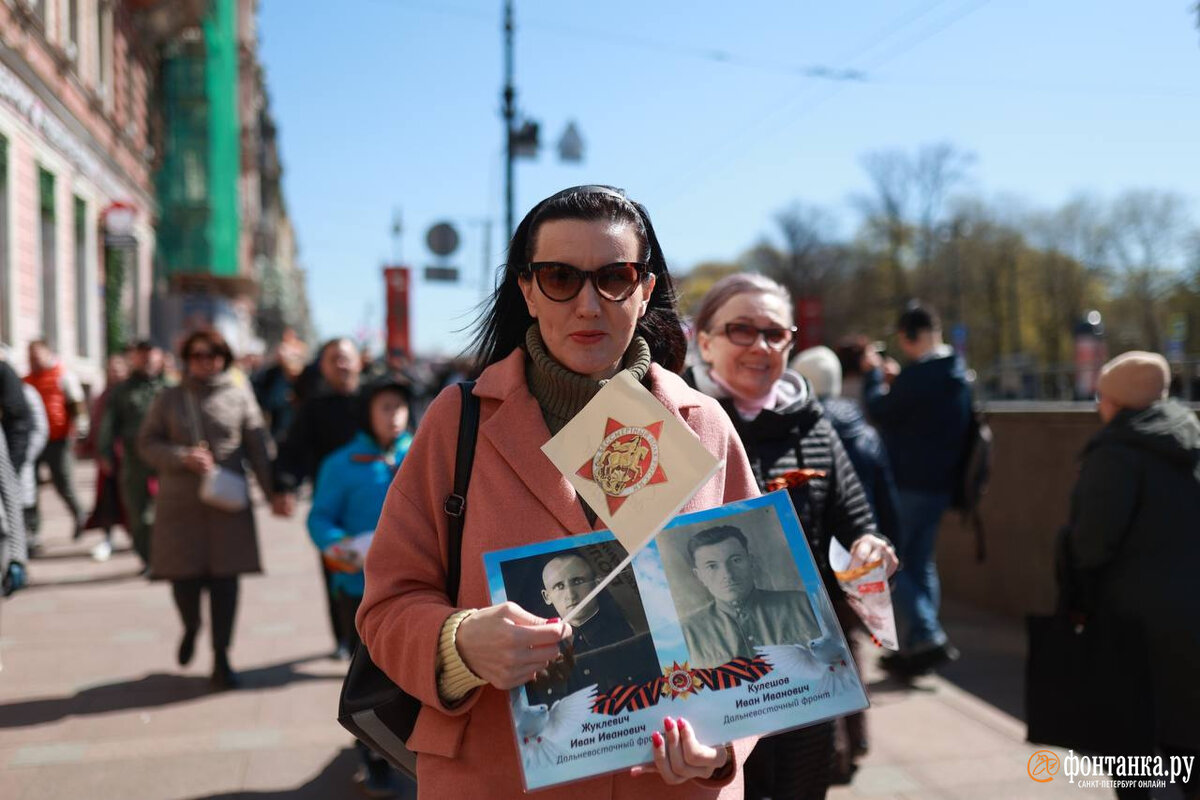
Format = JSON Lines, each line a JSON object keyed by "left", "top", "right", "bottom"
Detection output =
{"left": 154, "top": 0, "right": 239, "bottom": 279}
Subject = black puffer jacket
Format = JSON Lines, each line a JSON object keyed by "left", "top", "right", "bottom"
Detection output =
{"left": 272, "top": 390, "right": 361, "bottom": 493}
{"left": 1067, "top": 400, "right": 1200, "bottom": 748}
{"left": 822, "top": 396, "right": 903, "bottom": 549}
{"left": 0, "top": 361, "right": 32, "bottom": 469}
{"left": 685, "top": 367, "right": 881, "bottom": 591}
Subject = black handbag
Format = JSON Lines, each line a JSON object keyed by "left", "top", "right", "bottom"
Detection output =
{"left": 337, "top": 381, "right": 480, "bottom": 779}
{"left": 1025, "top": 531, "right": 1156, "bottom": 754}
{"left": 1025, "top": 612, "right": 1155, "bottom": 754}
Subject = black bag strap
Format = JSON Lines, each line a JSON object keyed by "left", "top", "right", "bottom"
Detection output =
{"left": 443, "top": 381, "right": 479, "bottom": 605}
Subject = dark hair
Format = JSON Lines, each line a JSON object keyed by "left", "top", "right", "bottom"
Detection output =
{"left": 835, "top": 335, "right": 869, "bottom": 378}
{"left": 317, "top": 337, "right": 356, "bottom": 363}
{"left": 686, "top": 525, "right": 749, "bottom": 567}
{"left": 179, "top": 329, "right": 233, "bottom": 370}
{"left": 358, "top": 377, "right": 411, "bottom": 434}
{"left": 540, "top": 551, "right": 595, "bottom": 583}
{"left": 132, "top": 339, "right": 156, "bottom": 353}
{"left": 897, "top": 301, "right": 940, "bottom": 341}
{"left": 470, "top": 185, "right": 688, "bottom": 373}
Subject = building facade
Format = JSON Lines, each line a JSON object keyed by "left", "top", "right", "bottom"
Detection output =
{"left": 149, "top": 0, "right": 310, "bottom": 356}
{"left": 1, "top": 0, "right": 311, "bottom": 386}
{"left": 0, "top": 0, "right": 156, "bottom": 384}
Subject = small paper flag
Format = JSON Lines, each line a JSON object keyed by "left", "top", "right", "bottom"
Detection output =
{"left": 541, "top": 371, "right": 721, "bottom": 554}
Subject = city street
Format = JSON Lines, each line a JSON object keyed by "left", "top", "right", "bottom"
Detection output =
{"left": 2, "top": 464, "right": 1106, "bottom": 799}
{"left": 1, "top": 2, "right": 1195, "bottom": 797}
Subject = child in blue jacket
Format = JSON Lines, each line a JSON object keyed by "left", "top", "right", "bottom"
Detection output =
{"left": 307, "top": 377, "right": 412, "bottom": 795}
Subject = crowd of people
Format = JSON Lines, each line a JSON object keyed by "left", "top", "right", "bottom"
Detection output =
{"left": 0, "top": 185, "right": 1196, "bottom": 800}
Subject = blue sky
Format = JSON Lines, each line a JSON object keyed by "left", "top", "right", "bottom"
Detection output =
{"left": 259, "top": 0, "right": 1200, "bottom": 357}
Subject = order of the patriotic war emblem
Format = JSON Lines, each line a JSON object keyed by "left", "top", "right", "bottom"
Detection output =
{"left": 576, "top": 418, "right": 668, "bottom": 514}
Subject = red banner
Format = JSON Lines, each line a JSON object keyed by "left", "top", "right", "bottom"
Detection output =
{"left": 384, "top": 266, "right": 411, "bottom": 360}
{"left": 796, "top": 297, "right": 824, "bottom": 350}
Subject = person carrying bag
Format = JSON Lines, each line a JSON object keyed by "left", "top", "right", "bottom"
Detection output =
{"left": 185, "top": 390, "right": 250, "bottom": 513}
{"left": 353, "top": 186, "right": 761, "bottom": 799}
{"left": 1026, "top": 351, "right": 1199, "bottom": 800}
{"left": 138, "top": 330, "right": 277, "bottom": 689}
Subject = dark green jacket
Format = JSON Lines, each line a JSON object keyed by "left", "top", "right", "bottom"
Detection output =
{"left": 98, "top": 372, "right": 166, "bottom": 470}
{"left": 1067, "top": 399, "right": 1200, "bottom": 748}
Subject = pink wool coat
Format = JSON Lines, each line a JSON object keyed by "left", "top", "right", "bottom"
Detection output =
{"left": 358, "top": 349, "right": 760, "bottom": 799}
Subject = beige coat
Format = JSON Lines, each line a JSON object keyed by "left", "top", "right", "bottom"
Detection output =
{"left": 138, "top": 372, "right": 274, "bottom": 580}
{"left": 358, "top": 350, "right": 760, "bottom": 800}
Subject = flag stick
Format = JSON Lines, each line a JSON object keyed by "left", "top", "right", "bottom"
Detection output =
{"left": 561, "top": 545, "right": 639, "bottom": 627}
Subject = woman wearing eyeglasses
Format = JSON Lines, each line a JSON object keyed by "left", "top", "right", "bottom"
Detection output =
{"left": 138, "top": 329, "right": 276, "bottom": 690}
{"left": 685, "top": 274, "right": 897, "bottom": 799}
{"left": 358, "top": 186, "right": 760, "bottom": 799}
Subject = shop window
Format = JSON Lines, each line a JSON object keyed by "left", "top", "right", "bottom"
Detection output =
{"left": 75, "top": 196, "right": 89, "bottom": 357}
{"left": 67, "top": 0, "right": 80, "bottom": 57}
{"left": 98, "top": 2, "right": 113, "bottom": 106}
{"left": 39, "top": 167, "right": 57, "bottom": 351}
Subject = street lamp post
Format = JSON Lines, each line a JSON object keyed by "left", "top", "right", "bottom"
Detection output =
{"left": 503, "top": 0, "right": 516, "bottom": 239}
{"left": 501, "top": 1, "right": 584, "bottom": 238}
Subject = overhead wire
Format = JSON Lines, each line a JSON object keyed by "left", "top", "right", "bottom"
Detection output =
{"left": 389, "top": 0, "right": 870, "bottom": 82}
{"left": 647, "top": 0, "right": 993, "bottom": 210}
{"left": 384, "top": 2, "right": 1195, "bottom": 108}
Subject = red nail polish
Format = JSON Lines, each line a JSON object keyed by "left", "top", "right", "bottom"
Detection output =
{"left": 663, "top": 717, "right": 674, "bottom": 731}
{"left": 547, "top": 618, "right": 560, "bottom": 623}
{"left": 652, "top": 732, "right": 663, "bottom": 747}
{"left": 677, "top": 718, "right": 688, "bottom": 730}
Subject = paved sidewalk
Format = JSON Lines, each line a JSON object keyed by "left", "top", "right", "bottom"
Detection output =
{"left": 1, "top": 462, "right": 1116, "bottom": 798}
{"left": 827, "top": 623, "right": 1108, "bottom": 800}
{"left": 1, "top": 463, "right": 405, "bottom": 799}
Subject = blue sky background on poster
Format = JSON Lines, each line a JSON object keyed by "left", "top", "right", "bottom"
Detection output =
{"left": 631, "top": 543, "right": 689, "bottom": 666}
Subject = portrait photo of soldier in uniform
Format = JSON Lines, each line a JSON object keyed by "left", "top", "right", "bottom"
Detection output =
{"left": 659, "top": 505, "right": 825, "bottom": 670}
{"left": 500, "top": 543, "right": 663, "bottom": 705}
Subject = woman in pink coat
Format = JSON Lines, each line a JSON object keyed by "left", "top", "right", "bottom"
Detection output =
{"left": 358, "top": 186, "right": 761, "bottom": 799}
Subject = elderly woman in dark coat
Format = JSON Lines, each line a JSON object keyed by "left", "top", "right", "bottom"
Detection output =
{"left": 138, "top": 330, "right": 275, "bottom": 689}
{"left": 1067, "top": 350, "right": 1200, "bottom": 800}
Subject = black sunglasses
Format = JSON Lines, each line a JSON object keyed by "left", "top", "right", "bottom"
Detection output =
{"left": 716, "top": 322, "right": 797, "bottom": 350}
{"left": 525, "top": 262, "right": 649, "bottom": 303}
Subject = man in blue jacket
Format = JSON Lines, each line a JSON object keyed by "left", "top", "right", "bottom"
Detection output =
{"left": 864, "top": 303, "right": 971, "bottom": 675}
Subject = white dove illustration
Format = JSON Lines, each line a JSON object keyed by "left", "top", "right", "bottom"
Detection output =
{"left": 757, "top": 636, "right": 857, "bottom": 694}
{"left": 512, "top": 684, "right": 598, "bottom": 768}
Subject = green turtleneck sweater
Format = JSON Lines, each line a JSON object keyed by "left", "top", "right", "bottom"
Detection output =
{"left": 523, "top": 324, "right": 652, "bottom": 434}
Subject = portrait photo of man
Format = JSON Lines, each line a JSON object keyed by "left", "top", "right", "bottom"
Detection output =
{"left": 502, "top": 548, "right": 662, "bottom": 705}
{"left": 677, "top": 524, "right": 822, "bottom": 669}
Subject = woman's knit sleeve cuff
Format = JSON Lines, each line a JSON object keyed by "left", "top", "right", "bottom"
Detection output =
{"left": 436, "top": 609, "right": 488, "bottom": 703}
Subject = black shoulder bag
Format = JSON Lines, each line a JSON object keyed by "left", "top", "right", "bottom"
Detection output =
{"left": 337, "top": 381, "right": 480, "bottom": 779}
{"left": 1025, "top": 527, "right": 1155, "bottom": 754}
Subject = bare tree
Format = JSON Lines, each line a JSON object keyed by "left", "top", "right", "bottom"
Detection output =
{"left": 1022, "top": 196, "right": 1112, "bottom": 364}
{"left": 772, "top": 202, "right": 838, "bottom": 298}
{"left": 912, "top": 142, "right": 974, "bottom": 270}
{"left": 854, "top": 149, "right": 912, "bottom": 304}
{"left": 1045, "top": 194, "right": 1112, "bottom": 274}
{"left": 1107, "top": 190, "right": 1191, "bottom": 350}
